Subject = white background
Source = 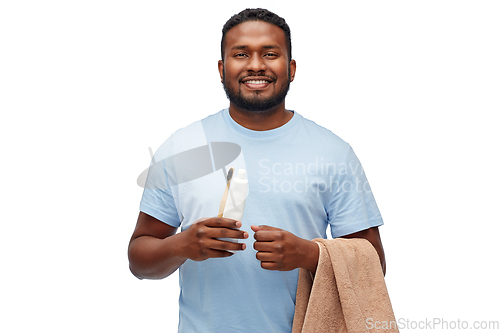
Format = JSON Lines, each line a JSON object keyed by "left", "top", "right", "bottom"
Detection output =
{"left": 1, "top": 1, "right": 499, "bottom": 332}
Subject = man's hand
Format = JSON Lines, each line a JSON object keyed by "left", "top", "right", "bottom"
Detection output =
{"left": 251, "top": 225, "right": 319, "bottom": 273}
{"left": 180, "top": 217, "right": 248, "bottom": 261}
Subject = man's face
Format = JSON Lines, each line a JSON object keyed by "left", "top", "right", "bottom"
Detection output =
{"left": 218, "top": 21, "right": 296, "bottom": 112}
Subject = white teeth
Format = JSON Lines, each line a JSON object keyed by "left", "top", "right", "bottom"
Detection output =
{"left": 245, "top": 80, "right": 269, "bottom": 84}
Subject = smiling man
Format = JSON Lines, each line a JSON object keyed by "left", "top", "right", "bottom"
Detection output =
{"left": 220, "top": 19, "right": 295, "bottom": 117}
{"left": 129, "top": 8, "right": 386, "bottom": 333}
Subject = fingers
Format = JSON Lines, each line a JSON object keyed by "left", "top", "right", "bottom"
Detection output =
{"left": 201, "top": 227, "right": 248, "bottom": 240}
{"left": 255, "top": 251, "right": 282, "bottom": 270}
{"left": 197, "top": 238, "right": 246, "bottom": 261}
{"left": 251, "top": 226, "right": 303, "bottom": 271}
{"left": 260, "top": 262, "right": 280, "bottom": 270}
{"left": 194, "top": 217, "right": 248, "bottom": 240}
{"left": 197, "top": 225, "right": 248, "bottom": 240}
{"left": 196, "top": 248, "right": 234, "bottom": 260}
{"left": 253, "top": 230, "right": 283, "bottom": 242}
{"left": 184, "top": 217, "right": 251, "bottom": 261}
{"left": 253, "top": 236, "right": 283, "bottom": 270}
{"left": 255, "top": 251, "right": 280, "bottom": 262}
{"left": 186, "top": 233, "right": 246, "bottom": 261}
{"left": 217, "top": 226, "right": 248, "bottom": 240}
{"left": 252, "top": 226, "right": 282, "bottom": 270}
{"left": 250, "top": 224, "right": 280, "bottom": 232}
{"left": 252, "top": 225, "right": 284, "bottom": 254}
{"left": 253, "top": 238, "right": 281, "bottom": 251}
{"left": 251, "top": 225, "right": 284, "bottom": 242}
{"left": 209, "top": 239, "right": 247, "bottom": 252}
{"left": 203, "top": 217, "right": 242, "bottom": 229}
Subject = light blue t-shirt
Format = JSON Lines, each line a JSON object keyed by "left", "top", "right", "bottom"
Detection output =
{"left": 140, "top": 109, "right": 383, "bottom": 333}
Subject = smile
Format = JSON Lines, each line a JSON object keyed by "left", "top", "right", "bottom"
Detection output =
{"left": 245, "top": 80, "right": 269, "bottom": 84}
{"left": 240, "top": 77, "right": 273, "bottom": 90}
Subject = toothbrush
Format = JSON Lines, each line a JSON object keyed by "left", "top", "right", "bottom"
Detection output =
{"left": 217, "top": 167, "right": 234, "bottom": 217}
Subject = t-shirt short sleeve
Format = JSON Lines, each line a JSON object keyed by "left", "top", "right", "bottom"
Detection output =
{"left": 139, "top": 158, "right": 181, "bottom": 227}
{"left": 326, "top": 144, "right": 383, "bottom": 238}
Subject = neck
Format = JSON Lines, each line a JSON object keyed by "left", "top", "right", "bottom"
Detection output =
{"left": 228, "top": 102, "right": 293, "bottom": 131}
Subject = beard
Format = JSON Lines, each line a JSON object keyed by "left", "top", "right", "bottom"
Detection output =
{"left": 222, "top": 67, "right": 291, "bottom": 112}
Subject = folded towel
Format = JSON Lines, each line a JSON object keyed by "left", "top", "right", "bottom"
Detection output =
{"left": 292, "top": 238, "right": 398, "bottom": 333}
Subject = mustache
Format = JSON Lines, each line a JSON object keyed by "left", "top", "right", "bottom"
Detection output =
{"left": 238, "top": 74, "right": 276, "bottom": 83}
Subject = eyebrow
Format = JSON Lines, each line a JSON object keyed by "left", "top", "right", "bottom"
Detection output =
{"left": 231, "top": 44, "right": 281, "bottom": 50}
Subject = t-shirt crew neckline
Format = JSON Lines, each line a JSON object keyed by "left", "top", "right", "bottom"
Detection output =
{"left": 223, "top": 108, "right": 299, "bottom": 139}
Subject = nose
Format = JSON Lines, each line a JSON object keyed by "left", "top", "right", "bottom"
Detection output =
{"left": 245, "top": 54, "right": 266, "bottom": 72}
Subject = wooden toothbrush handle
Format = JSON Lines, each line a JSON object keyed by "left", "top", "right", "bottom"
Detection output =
{"left": 218, "top": 168, "right": 234, "bottom": 217}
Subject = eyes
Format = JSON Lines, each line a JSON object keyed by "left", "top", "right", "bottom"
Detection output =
{"left": 234, "top": 52, "right": 278, "bottom": 59}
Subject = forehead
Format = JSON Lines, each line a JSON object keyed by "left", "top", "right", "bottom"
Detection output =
{"left": 224, "top": 21, "right": 287, "bottom": 53}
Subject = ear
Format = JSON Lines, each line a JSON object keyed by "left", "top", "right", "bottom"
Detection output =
{"left": 218, "top": 60, "right": 224, "bottom": 83}
{"left": 289, "top": 59, "right": 296, "bottom": 82}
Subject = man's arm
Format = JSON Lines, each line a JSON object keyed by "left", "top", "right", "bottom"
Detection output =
{"left": 252, "top": 226, "right": 385, "bottom": 276}
{"left": 128, "top": 212, "right": 248, "bottom": 280}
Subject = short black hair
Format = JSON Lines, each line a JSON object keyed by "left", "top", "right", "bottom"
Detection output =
{"left": 221, "top": 8, "right": 292, "bottom": 62}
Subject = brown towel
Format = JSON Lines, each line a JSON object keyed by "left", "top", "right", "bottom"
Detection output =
{"left": 292, "top": 238, "right": 399, "bottom": 333}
